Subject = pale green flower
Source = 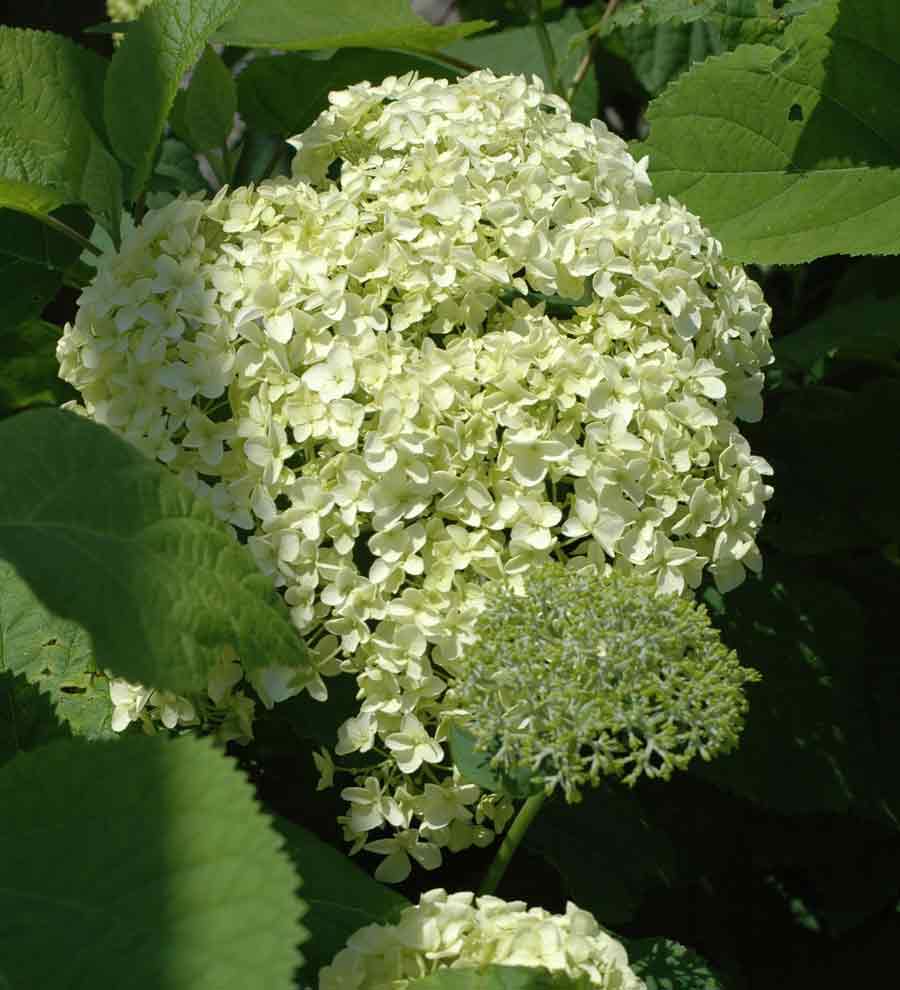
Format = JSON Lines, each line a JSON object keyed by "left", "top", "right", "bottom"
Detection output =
{"left": 341, "top": 776, "right": 407, "bottom": 833}
{"left": 149, "top": 690, "right": 197, "bottom": 730}
{"left": 364, "top": 830, "right": 442, "bottom": 884}
{"left": 385, "top": 714, "right": 444, "bottom": 774}
{"left": 450, "top": 562, "right": 759, "bottom": 801}
{"left": 108, "top": 679, "right": 152, "bottom": 732}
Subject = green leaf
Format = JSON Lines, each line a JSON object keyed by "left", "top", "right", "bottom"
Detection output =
{"left": 696, "top": 559, "right": 880, "bottom": 815}
{"left": 238, "top": 49, "right": 460, "bottom": 140}
{"left": 0, "top": 408, "right": 310, "bottom": 696}
{"left": 215, "top": 0, "right": 493, "bottom": 51}
{"left": 0, "top": 206, "right": 92, "bottom": 271}
{"left": 407, "top": 966, "right": 592, "bottom": 990}
{"left": 774, "top": 295, "right": 900, "bottom": 381}
{"left": 626, "top": 937, "right": 724, "bottom": 990}
{"left": 525, "top": 783, "right": 677, "bottom": 925}
{"left": 149, "top": 138, "right": 209, "bottom": 196}
{"left": 456, "top": 1, "right": 564, "bottom": 27}
{"left": 449, "top": 723, "right": 538, "bottom": 799}
{"left": 617, "top": 17, "right": 721, "bottom": 95}
{"left": 0, "top": 558, "right": 113, "bottom": 742}
{"left": 272, "top": 817, "right": 408, "bottom": 977}
{"left": 443, "top": 11, "right": 598, "bottom": 123}
{"left": 757, "top": 382, "right": 900, "bottom": 553}
{"left": 0, "top": 735, "right": 305, "bottom": 989}
{"left": 105, "top": 0, "right": 244, "bottom": 199}
{"left": 0, "top": 28, "right": 121, "bottom": 234}
{"left": 0, "top": 320, "right": 77, "bottom": 415}
{"left": 0, "top": 672, "right": 70, "bottom": 767}
{"left": 0, "top": 261, "right": 59, "bottom": 332}
{"left": 177, "top": 45, "right": 237, "bottom": 152}
{"left": 635, "top": 0, "right": 900, "bottom": 263}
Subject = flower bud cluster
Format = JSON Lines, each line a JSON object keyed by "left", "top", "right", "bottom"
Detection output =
{"left": 58, "top": 70, "right": 772, "bottom": 874}
{"left": 318, "top": 888, "right": 645, "bottom": 990}
{"left": 450, "top": 563, "right": 759, "bottom": 802}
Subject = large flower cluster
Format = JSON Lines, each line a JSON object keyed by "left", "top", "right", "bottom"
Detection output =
{"left": 318, "top": 888, "right": 645, "bottom": 990}
{"left": 58, "top": 70, "right": 772, "bottom": 875}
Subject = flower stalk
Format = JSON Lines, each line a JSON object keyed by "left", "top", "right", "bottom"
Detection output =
{"left": 479, "top": 789, "right": 547, "bottom": 896}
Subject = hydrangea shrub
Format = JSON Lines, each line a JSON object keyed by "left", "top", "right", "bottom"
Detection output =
{"left": 58, "top": 70, "right": 773, "bottom": 877}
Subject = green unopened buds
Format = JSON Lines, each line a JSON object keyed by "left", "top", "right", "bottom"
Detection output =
{"left": 451, "top": 563, "right": 759, "bottom": 802}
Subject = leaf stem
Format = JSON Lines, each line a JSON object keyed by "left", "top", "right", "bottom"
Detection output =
{"left": 479, "top": 789, "right": 548, "bottom": 896}
{"left": 567, "top": 0, "right": 621, "bottom": 105}
{"left": 38, "top": 213, "right": 102, "bottom": 257}
{"left": 531, "top": 2, "right": 564, "bottom": 97}
{"left": 417, "top": 49, "right": 484, "bottom": 74}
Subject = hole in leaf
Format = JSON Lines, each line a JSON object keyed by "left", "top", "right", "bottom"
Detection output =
{"left": 788, "top": 103, "right": 804, "bottom": 121}
{"left": 60, "top": 684, "right": 87, "bottom": 695}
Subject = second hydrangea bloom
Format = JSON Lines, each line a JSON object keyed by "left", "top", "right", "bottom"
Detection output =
{"left": 59, "top": 70, "right": 773, "bottom": 874}
{"left": 318, "top": 888, "right": 645, "bottom": 989}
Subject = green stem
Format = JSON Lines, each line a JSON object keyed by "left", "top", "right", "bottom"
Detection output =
{"left": 416, "top": 48, "right": 483, "bottom": 75}
{"left": 479, "top": 789, "right": 548, "bottom": 896}
{"left": 38, "top": 213, "right": 101, "bottom": 257}
{"left": 566, "top": 0, "right": 622, "bottom": 105}
{"left": 518, "top": 0, "right": 562, "bottom": 96}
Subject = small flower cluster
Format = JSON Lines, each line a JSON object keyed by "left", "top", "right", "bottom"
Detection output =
{"left": 449, "top": 563, "right": 759, "bottom": 802}
{"left": 107, "top": 651, "right": 301, "bottom": 745}
{"left": 58, "top": 70, "right": 772, "bottom": 874}
{"left": 106, "top": 0, "right": 152, "bottom": 22}
{"left": 318, "top": 888, "right": 645, "bottom": 990}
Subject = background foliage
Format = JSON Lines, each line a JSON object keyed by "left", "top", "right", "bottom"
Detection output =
{"left": 1, "top": 1, "right": 898, "bottom": 987}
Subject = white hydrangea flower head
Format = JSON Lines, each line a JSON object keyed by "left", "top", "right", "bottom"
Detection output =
{"left": 106, "top": 0, "right": 153, "bottom": 22}
{"left": 318, "top": 888, "right": 645, "bottom": 989}
{"left": 60, "top": 70, "right": 773, "bottom": 873}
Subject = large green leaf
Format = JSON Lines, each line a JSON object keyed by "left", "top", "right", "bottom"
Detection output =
{"left": 238, "top": 49, "right": 460, "bottom": 140}
{"left": 0, "top": 262, "right": 59, "bottom": 333}
{"left": 215, "top": 0, "right": 493, "bottom": 51}
{"left": 757, "top": 382, "right": 899, "bottom": 553}
{"left": 0, "top": 672, "right": 70, "bottom": 767}
{"left": 626, "top": 937, "right": 724, "bottom": 990}
{"left": 0, "top": 320, "right": 77, "bottom": 415}
{"left": 0, "top": 28, "right": 121, "bottom": 234}
{"left": 174, "top": 45, "right": 237, "bottom": 152}
{"left": 0, "top": 558, "right": 112, "bottom": 741}
{"left": 773, "top": 295, "right": 900, "bottom": 381}
{"left": 0, "top": 409, "right": 310, "bottom": 696}
{"left": 616, "top": 16, "right": 721, "bottom": 95}
{"left": 525, "top": 783, "right": 677, "bottom": 925}
{"left": 105, "top": 0, "right": 243, "bottom": 199}
{"left": 0, "top": 735, "right": 305, "bottom": 989}
{"left": 0, "top": 206, "right": 92, "bottom": 271}
{"left": 696, "top": 559, "right": 881, "bottom": 815}
{"left": 636, "top": 0, "right": 900, "bottom": 263}
{"left": 149, "top": 138, "right": 209, "bottom": 196}
{"left": 449, "top": 723, "right": 538, "bottom": 799}
{"left": 272, "top": 818, "right": 408, "bottom": 978}
{"left": 443, "top": 11, "right": 598, "bottom": 123}
{"left": 407, "top": 967, "right": 591, "bottom": 990}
